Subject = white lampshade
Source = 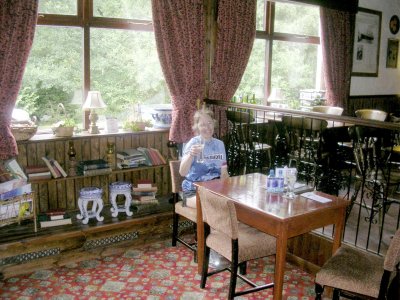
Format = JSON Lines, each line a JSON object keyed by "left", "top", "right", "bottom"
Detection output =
{"left": 83, "top": 91, "right": 107, "bottom": 110}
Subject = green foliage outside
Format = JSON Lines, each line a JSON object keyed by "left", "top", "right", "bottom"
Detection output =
{"left": 17, "top": 0, "right": 320, "bottom": 128}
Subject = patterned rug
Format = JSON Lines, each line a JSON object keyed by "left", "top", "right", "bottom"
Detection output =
{"left": 0, "top": 240, "right": 316, "bottom": 299}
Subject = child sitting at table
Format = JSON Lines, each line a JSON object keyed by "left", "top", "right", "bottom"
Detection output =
{"left": 179, "top": 107, "right": 227, "bottom": 208}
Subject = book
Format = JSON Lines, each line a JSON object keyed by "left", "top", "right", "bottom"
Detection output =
{"left": 28, "top": 171, "right": 52, "bottom": 180}
{"left": 136, "top": 147, "right": 153, "bottom": 166}
{"left": 132, "top": 198, "right": 158, "bottom": 205}
{"left": 151, "top": 148, "right": 167, "bottom": 164}
{"left": 50, "top": 214, "right": 65, "bottom": 220}
{"left": 136, "top": 179, "right": 153, "bottom": 188}
{"left": 133, "top": 194, "right": 157, "bottom": 201}
{"left": 79, "top": 159, "right": 109, "bottom": 171}
{"left": 52, "top": 160, "right": 68, "bottom": 177}
{"left": 0, "top": 179, "right": 32, "bottom": 201}
{"left": 42, "top": 157, "right": 61, "bottom": 178}
{"left": 116, "top": 148, "right": 146, "bottom": 161}
{"left": 132, "top": 185, "right": 158, "bottom": 193}
{"left": 147, "top": 148, "right": 161, "bottom": 165}
{"left": 132, "top": 191, "right": 157, "bottom": 197}
{"left": 4, "top": 159, "right": 27, "bottom": 180}
{"left": 83, "top": 167, "right": 112, "bottom": 176}
{"left": 40, "top": 217, "right": 72, "bottom": 228}
{"left": 25, "top": 165, "right": 49, "bottom": 174}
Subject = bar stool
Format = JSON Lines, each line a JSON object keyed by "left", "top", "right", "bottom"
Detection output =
{"left": 109, "top": 181, "right": 133, "bottom": 217}
{"left": 77, "top": 187, "right": 104, "bottom": 224}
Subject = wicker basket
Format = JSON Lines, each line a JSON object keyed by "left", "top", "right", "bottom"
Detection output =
{"left": 11, "top": 125, "right": 38, "bottom": 141}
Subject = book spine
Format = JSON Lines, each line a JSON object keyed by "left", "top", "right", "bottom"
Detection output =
{"left": 52, "top": 160, "right": 68, "bottom": 177}
{"left": 42, "top": 157, "right": 61, "bottom": 178}
{"left": 25, "top": 166, "right": 49, "bottom": 174}
{"left": 83, "top": 167, "right": 112, "bottom": 176}
{"left": 83, "top": 163, "right": 109, "bottom": 171}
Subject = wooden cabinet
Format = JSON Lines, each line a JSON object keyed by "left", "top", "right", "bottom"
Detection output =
{"left": 16, "top": 130, "right": 171, "bottom": 214}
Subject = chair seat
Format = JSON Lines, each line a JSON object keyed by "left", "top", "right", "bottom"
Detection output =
{"left": 175, "top": 201, "right": 197, "bottom": 222}
{"left": 316, "top": 246, "right": 384, "bottom": 298}
{"left": 206, "top": 222, "right": 276, "bottom": 263}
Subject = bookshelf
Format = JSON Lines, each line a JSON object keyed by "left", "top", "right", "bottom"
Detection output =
{"left": 15, "top": 130, "right": 171, "bottom": 215}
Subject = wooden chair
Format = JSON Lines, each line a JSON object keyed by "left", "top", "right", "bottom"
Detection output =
{"left": 198, "top": 186, "right": 276, "bottom": 299}
{"left": 226, "top": 110, "right": 271, "bottom": 175}
{"left": 315, "top": 228, "right": 400, "bottom": 300}
{"left": 282, "top": 115, "right": 328, "bottom": 185}
{"left": 169, "top": 160, "right": 197, "bottom": 261}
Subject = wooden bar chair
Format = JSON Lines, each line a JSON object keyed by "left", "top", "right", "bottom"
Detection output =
{"left": 315, "top": 228, "right": 400, "bottom": 299}
{"left": 198, "top": 186, "right": 276, "bottom": 299}
{"left": 169, "top": 160, "right": 197, "bottom": 262}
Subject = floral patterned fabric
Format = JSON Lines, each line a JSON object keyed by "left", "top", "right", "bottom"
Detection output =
{"left": 209, "top": 0, "right": 256, "bottom": 134}
{"left": 0, "top": 0, "right": 38, "bottom": 160}
{"left": 320, "top": 7, "right": 355, "bottom": 115}
{"left": 152, "top": 0, "right": 206, "bottom": 143}
{"left": 209, "top": 0, "right": 256, "bottom": 102}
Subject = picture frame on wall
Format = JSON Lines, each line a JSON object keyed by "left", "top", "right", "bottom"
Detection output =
{"left": 386, "top": 38, "right": 399, "bottom": 68}
{"left": 351, "top": 8, "right": 382, "bottom": 77}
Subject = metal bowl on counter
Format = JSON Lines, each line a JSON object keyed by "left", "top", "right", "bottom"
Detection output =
{"left": 355, "top": 109, "right": 387, "bottom": 121}
{"left": 312, "top": 106, "right": 344, "bottom": 115}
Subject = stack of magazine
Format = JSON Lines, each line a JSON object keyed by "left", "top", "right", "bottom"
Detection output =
{"left": 77, "top": 159, "right": 112, "bottom": 176}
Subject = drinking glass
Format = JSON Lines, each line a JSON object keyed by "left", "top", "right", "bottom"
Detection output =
{"left": 196, "top": 139, "right": 205, "bottom": 163}
{"left": 285, "top": 169, "right": 297, "bottom": 199}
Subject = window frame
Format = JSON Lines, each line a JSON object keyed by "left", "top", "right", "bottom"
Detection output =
{"left": 255, "top": 1, "right": 321, "bottom": 105}
{"left": 36, "top": 0, "right": 155, "bottom": 129}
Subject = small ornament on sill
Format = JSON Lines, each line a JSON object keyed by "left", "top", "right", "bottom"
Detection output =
{"left": 68, "top": 141, "right": 77, "bottom": 177}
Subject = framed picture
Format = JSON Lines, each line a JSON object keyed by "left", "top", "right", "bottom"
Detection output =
{"left": 352, "top": 8, "right": 382, "bottom": 77}
{"left": 386, "top": 39, "right": 399, "bottom": 68}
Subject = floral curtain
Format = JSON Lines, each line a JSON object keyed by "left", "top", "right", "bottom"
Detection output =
{"left": 320, "top": 7, "right": 355, "bottom": 115}
{"left": 208, "top": 0, "right": 256, "bottom": 131}
{"left": 0, "top": 0, "right": 38, "bottom": 159}
{"left": 209, "top": 0, "right": 256, "bottom": 101}
{"left": 152, "top": 0, "right": 206, "bottom": 143}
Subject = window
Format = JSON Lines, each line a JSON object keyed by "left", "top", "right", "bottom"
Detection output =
{"left": 237, "top": 0, "right": 322, "bottom": 108}
{"left": 17, "top": 0, "right": 167, "bottom": 131}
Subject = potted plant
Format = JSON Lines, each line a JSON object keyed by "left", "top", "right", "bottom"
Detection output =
{"left": 123, "top": 103, "right": 153, "bottom": 132}
{"left": 52, "top": 103, "right": 75, "bottom": 137}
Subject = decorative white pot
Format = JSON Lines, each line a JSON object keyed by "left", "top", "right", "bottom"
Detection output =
{"left": 151, "top": 104, "right": 172, "bottom": 129}
{"left": 106, "top": 117, "right": 119, "bottom": 133}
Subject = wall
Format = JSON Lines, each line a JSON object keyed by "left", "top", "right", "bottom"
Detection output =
{"left": 350, "top": 0, "right": 400, "bottom": 95}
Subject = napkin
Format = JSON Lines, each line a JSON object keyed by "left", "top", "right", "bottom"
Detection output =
{"left": 301, "top": 192, "right": 332, "bottom": 203}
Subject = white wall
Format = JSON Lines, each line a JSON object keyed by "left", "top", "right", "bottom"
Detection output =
{"left": 350, "top": 0, "right": 400, "bottom": 95}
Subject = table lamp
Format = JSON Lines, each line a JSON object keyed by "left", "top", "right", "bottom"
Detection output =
{"left": 83, "top": 91, "right": 107, "bottom": 134}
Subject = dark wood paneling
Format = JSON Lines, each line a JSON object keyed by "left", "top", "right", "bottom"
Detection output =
{"left": 348, "top": 95, "right": 400, "bottom": 117}
{"left": 17, "top": 131, "right": 171, "bottom": 214}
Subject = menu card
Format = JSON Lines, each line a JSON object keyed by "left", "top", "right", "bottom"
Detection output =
{"left": 301, "top": 192, "right": 332, "bottom": 203}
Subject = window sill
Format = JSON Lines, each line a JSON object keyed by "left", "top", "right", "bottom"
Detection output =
{"left": 17, "top": 128, "right": 170, "bottom": 143}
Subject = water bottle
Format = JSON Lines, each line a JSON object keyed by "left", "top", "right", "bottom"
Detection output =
{"left": 276, "top": 169, "right": 285, "bottom": 193}
{"left": 267, "top": 170, "right": 276, "bottom": 192}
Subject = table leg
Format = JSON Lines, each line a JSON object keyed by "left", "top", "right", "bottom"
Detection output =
{"left": 274, "top": 234, "right": 288, "bottom": 300}
{"left": 196, "top": 190, "right": 204, "bottom": 274}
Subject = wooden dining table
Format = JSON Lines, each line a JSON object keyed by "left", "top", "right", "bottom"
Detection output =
{"left": 195, "top": 173, "right": 349, "bottom": 300}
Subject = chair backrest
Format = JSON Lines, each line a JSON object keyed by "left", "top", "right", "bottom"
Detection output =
{"left": 384, "top": 228, "right": 400, "bottom": 272}
{"left": 198, "top": 186, "right": 239, "bottom": 239}
{"left": 282, "top": 115, "right": 328, "bottom": 132}
{"left": 169, "top": 160, "right": 184, "bottom": 194}
{"left": 312, "top": 105, "right": 344, "bottom": 115}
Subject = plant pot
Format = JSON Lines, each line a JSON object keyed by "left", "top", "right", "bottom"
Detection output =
{"left": 151, "top": 104, "right": 172, "bottom": 129}
{"left": 106, "top": 117, "right": 119, "bottom": 133}
{"left": 52, "top": 126, "right": 74, "bottom": 137}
